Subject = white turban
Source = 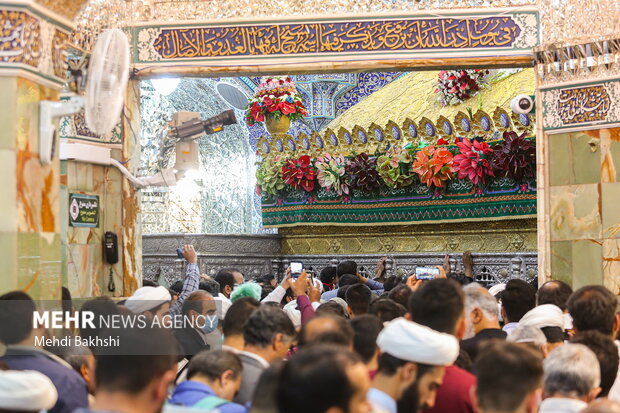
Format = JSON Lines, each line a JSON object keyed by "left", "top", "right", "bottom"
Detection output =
{"left": 377, "top": 318, "right": 459, "bottom": 366}
{"left": 488, "top": 283, "right": 506, "bottom": 297}
{"left": 0, "top": 370, "right": 58, "bottom": 411}
{"left": 519, "top": 304, "right": 565, "bottom": 330}
{"left": 125, "top": 286, "right": 171, "bottom": 314}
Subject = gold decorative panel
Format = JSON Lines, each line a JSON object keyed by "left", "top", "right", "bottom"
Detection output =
{"left": 280, "top": 219, "right": 537, "bottom": 255}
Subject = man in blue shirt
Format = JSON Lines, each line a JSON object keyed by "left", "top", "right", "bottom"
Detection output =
{"left": 168, "top": 350, "right": 246, "bottom": 413}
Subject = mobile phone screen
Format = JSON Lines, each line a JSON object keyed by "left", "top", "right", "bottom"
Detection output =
{"left": 290, "top": 262, "right": 303, "bottom": 276}
{"left": 415, "top": 267, "right": 440, "bottom": 280}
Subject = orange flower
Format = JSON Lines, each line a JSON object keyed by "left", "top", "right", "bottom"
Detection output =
{"left": 412, "top": 146, "right": 455, "bottom": 188}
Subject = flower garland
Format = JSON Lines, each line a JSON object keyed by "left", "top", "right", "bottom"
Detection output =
{"left": 246, "top": 76, "right": 308, "bottom": 126}
{"left": 435, "top": 69, "right": 489, "bottom": 106}
{"left": 315, "top": 153, "right": 349, "bottom": 195}
{"left": 411, "top": 145, "right": 455, "bottom": 188}
{"left": 256, "top": 136, "right": 536, "bottom": 199}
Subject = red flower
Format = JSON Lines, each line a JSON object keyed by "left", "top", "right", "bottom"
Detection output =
{"left": 262, "top": 97, "right": 274, "bottom": 108}
{"left": 436, "top": 138, "right": 449, "bottom": 145}
{"left": 453, "top": 138, "right": 494, "bottom": 185}
{"left": 282, "top": 155, "right": 317, "bottom": 192}
{"left": 251, "top": 102, "right": 264, "bottom": 122}
{"left": 278, "top": 101, "right": 296, "bottom": 115}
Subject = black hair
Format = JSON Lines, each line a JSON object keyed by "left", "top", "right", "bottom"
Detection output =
{"left": 377, "top": 352, "right": 409, "bottom": 375}
{"left": 79, "top": 297, "right": 122, "bottom": 352}
{"left": 169, "top": 280, "right": 184, "bottom": 294}
{"left": 260, "top": 285, "right": 276, "bottom": 301}
{"left": 537, "top": 280, "right": 573, "bottom": 311}
{"left": 383, "top": 276, "right": 401, "bottom": 292}
{"left": 476, "top": 341, "right": 543, "bottom": 412}
{"left": 501, "top": 279, "right": 536, "bottom": 323}
{"left": 187, "top": 350, "right": 242, "bottom": 381}
{"left": 369, "top": 298, "right": 407, "bottom": 323}
{"left": 572, "top": 330, "right": 620, "bottom": 397}
{"left": 408, "top": 278, "right": 464, "bottom": 334}
{"left": 315, "top": 301, "right": 348, "bottom": 319}
{"left": 142, "top": 279, "right": 158, "bottom": 287}
{"left": 337, "top": 261, "right": 358, "bottom": 277}
{"left": 222, "top": 297, "right": 260, "bottom": 337}
{"left": 567, "top": 285, "right": 617, "bottom": 336}
{"left": 0, "top": 291, "right": 36, "bottom": 345}
{"left": 199, "top": 279, "right": 220, "bottom": 296}
{"left": 388, "top": 284, "right": 411, "bottom": 308}
{"left": 215, "top": 269, "right": 236, "bottom": 290}
{"left": 337, "top": 285, "right": 351, "bottom": 300}
{"left": 277, "top": 345, "right": 361, "bottom": 413}
{"left": 320, "top": 266, "right": 338, "bottom": 285}
{"left": 243, "top": 305, "right": 295, "bottom": 348}
{"left": 256, "top": 273, "right": 275, "bottom": 285}
{"left": 345, "top": 284, "right": 372, "bottom": 316}
{"left": 95, "top": 323, "right": 178, "bottom": 394}
{"left": 338, "top": 274, "right": 358, "bottom": 288}
{"left": 61, "top": 287, "right": 73, "bottom": 314}
{"left": 349, "top": 314, "right": 383, "bottom": 363}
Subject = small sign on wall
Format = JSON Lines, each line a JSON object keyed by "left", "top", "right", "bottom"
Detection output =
{"left": 69, "top": 193, "right": 100, "bottom": 228}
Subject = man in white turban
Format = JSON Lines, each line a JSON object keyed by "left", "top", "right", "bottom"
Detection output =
{"left": 519, "top": 304, "right": 566, "bottom": 352}
{"left": 0, "top": 369, "right": 58, "bottom": 412}
{"left": 368, "top": 318, "right": 460, "bottom": 413}
{"left": 125, "top": 286, "right": 171, "bottom": 324}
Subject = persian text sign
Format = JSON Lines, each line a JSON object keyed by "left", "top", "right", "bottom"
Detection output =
{"left": 133, "top": 11, "right": 539, "bottom": 64}
{"left": 69, "top": 193, "right": 100, "bottom": 228}
{"left": 542, "top": 78, "right": 620, "bottom": 132}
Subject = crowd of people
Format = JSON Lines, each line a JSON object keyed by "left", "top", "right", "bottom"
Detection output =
{"left": 0, "top": 244, "right": 619, "bottom": 413}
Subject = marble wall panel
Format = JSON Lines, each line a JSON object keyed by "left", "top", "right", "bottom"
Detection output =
{"left": 602, "top": 239, "right": 620, "bottom": 294}
{"left": 0, "top": 78, "right": 17, "bottom": 150}
{"left": 549, "top": 184, "right": 601, "bottom": 241}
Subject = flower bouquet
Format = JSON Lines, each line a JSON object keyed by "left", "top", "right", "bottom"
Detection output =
{"left": 245, "top": 76, "right": 307, "bottom": 130}
{"left": 453, "top": 138, "right": 494, "bottom": 186}
{"left": 492, "top": 131, "right": 536, "bottom": 181}
{"left": 435, "top": 69, "right": 489, "bottom": 106}
{"left": 376, "top": 147, "right": 415, "bottom": 189}
{"left": 281, "top": 155, "right": 316, "bottom": 192}
{"left": 412, "top": 145, "right": 455, "bottom": 188}
{"left": 346, "top": 153, "right": 381, "bottom": 192}
{"left": 256, "top": 156, "right": 286, "bottom": 196}
{"left": 315, "top": 153, "right": 349, "bottom": 196}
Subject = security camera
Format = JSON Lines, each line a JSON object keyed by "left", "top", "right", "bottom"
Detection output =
{"left": 510, "top": 94, "right": 535, "bottom": 115}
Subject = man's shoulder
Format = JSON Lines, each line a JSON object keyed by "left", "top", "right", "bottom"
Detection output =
{"left": 217, "top": 402, "right": 248, "bottom": 413}
{"left": 445, "top": 365, "right": 476, "bottom": 384}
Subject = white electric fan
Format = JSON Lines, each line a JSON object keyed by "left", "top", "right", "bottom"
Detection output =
{"left": 40, "top": 29, "right": 177, "bottom": 187}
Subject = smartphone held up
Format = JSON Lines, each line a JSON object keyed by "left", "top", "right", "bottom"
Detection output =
{"left": 415, "top": 267, "right": 440, "bottom": 280}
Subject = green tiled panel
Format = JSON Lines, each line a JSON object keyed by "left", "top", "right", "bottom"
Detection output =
{"left": 572, "top": 239, "right": 603, "bottom": 289}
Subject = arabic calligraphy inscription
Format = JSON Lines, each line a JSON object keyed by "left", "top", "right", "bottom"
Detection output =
{"left": 150, "top": 16, "right": 522, "bottom": 61}
{"left": 0, "top": 10, "right": 41, "bottom": 67}
{"left": 558, "top": 85, "right": 611, "bottom": 125}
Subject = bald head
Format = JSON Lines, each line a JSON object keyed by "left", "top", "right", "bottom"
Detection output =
{"left": 300, "top": 316, "right": 354, "bottom": 349}
{"left": 581, "top": 399, "right": 620, "bottom": 413}
{"left": 182, "top": 290, "right": 215, "bottom": 318}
